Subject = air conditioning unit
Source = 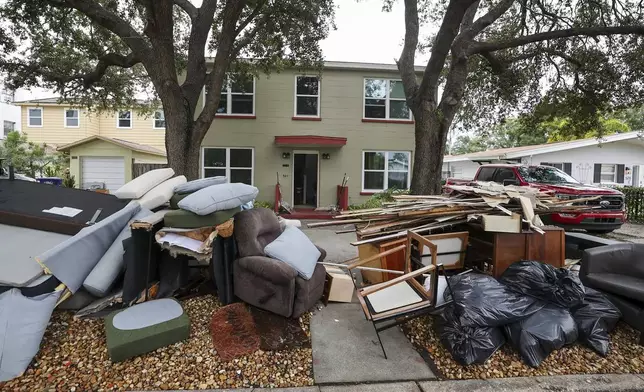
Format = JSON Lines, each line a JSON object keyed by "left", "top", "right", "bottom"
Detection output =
{"left": 87, "top": 182, "right": 105, "bottom": 191}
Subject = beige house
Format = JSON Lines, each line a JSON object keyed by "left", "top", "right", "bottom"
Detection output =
{"left": 16, "top": 61, "right": 419, "bottom": 207}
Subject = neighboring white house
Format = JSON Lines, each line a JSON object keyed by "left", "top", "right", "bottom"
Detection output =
{"left": 0, "top": 85, "right": 20, "bottom": 139}
{"left": 443, "top": 131, "right": 644, "bottom": 187}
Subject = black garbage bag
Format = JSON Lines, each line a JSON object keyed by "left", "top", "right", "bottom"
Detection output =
{"left": 504, "top": 304, "right": 578, "bottom": 367}
{"left": 571, "top": 287, "right": 622, "bottom": 356}
{"left": 499, "top": 261, "right": 585, "bottom": 308}
{"left": 436, "top": 306, "right": 505, "bottom": 366}
{"left": 444, "top": 273, "right": 544, "bottom": 327}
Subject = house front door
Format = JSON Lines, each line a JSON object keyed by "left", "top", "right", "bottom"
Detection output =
{"left": 292, "top": 152, "right": 319, "bottom": 208}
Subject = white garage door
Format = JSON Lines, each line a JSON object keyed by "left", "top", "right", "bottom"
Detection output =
{"left": 81, "top": 157, "right": 126, "bottom": 192}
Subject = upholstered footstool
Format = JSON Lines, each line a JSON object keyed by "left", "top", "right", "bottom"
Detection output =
{"left": 105, "top": 298, "right": 190, "bottom": 362}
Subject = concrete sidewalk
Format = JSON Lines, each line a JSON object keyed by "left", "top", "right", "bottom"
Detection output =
{"left": 158, "top": 374, "right": 644, "bottom": 391}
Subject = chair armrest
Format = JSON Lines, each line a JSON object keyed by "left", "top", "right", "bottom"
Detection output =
{"left": 236, "top": 256, "right": 298, "bottom": 285}
{"left": 316, "top": 246, "right": 327, "bottom": 262}
{"left": 581, "top": 243, "right": 635, "bottom": 277}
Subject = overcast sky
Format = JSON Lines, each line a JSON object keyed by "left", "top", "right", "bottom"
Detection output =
{"left": 15, "top": 0, "right": 429, "bottom": 100}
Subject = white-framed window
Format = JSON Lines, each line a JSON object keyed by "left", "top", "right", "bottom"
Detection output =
{"left": 204, "top": 74, "right": 255, "bottom": 116}
{"left": 294, "top": 75, "right": 320, "bottom": 117}
{"left": 362, "top": 150, "right": 411, "bottom": 192}
{"left": 27, "top": 107, "right": 43, "bottom": 127}
{"left": 202, "top": 147, "right": 254, "bottom": 185}
{"left": 153, "top": 109, "right": 165, "bottom": 129}
{"left": 363, "top": 79, "right": 411, "bottom": 120}
{"left": 600, "top": 164, "right": 617, "bottom": 183}
{"left": 117, "top": 110, "right": 132, "bottom": 128}
{"left": 3, "top": 120, "right": 15, "bottom": 136}
{"left": 64, "top": 108, "right": 80, "bottom": 128}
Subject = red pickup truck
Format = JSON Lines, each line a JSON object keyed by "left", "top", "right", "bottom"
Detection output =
{"left": 446, "top": 164, "right": 626, "bottom": 233}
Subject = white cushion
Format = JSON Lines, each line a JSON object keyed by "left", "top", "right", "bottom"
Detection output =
{"left": 137, "top": 176, "right": 187, "bottom": 210}
{"left": 174, "top": 177, "right": 227, "bottom": 194}
{"left": 113, "top": 168, "right": 174, "bottom": 199}
{"left": 264, "top": 226, "right": 320, "bottom": 280}
{"left": 178, "top": 183, "right": 259, "bottom": 215}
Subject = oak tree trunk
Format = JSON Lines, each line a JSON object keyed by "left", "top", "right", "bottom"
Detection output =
{"left": 163, "top": 96, "right": 202, "bottom": 181}
{"left": 410, "top": 108, "right": 450, "bottom": 195}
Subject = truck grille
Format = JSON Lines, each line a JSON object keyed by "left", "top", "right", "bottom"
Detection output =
{"left": 574, "top": 195, "right": 624, "bottom": 210}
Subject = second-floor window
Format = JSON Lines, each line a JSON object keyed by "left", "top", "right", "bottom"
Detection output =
{"left": 364, "top": 79, "right": 411, "bottom": 121}
{"left": 117, "top": 110, "right": 132, "bottom": 128}
{"left": 206, "top": 75, "right": 255, "bottom": 116}
{"left": 3, "top": 120, "right": 15, "bottom": 136}
{"left": 28, "top": 107, "right": 43, "bottom": 127}
{"left": 64, "top": 109, "right": 79, "bottom": 128}
{"left": 295, "top": 76, "right": 320, "bottom": 117}
{"left": 153, "top": 110, "right": 165, "bottom": 129}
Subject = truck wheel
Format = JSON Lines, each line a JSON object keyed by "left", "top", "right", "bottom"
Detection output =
{"left": 586, "top": 230, "right": 613, "bottom": 235}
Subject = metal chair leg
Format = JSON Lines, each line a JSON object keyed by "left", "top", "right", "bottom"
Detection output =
{"left": 372, "top": 322, "right": 387, "bottom": 359}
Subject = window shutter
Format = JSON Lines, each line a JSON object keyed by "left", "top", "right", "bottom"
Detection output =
{"left": 593, "top": 164, "right": 601, "bottom": 183}
{"left": 564, "top": 163, "right": 572, "bottom": 175}
{"left": 617, "top": 164, "right": 625, "bottom": 184}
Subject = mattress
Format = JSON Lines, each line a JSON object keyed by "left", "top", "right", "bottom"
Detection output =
{"left": 0, "top": 179, "right": 129, "bottom": 235}
{"left": 105, "top": 298, "right": 190, "bottom": 362}
{"left": 163, "top": 206, "right": 241, "bottom": 229}
{"left": 0, "top": 224, "right": 70, "bottom": 287}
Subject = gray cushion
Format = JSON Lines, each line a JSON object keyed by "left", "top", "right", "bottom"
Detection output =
{"left": 178, "top": 183, "right": 259, "bottom": 216}
{"left": 0, "top": 289, "right": 62, "bottom": 382}
{"left": 83, "top": 208, "right": 153, "bottom": 297}
{"left": 113, "top": 168, "right": 175, "bottom": 199}
{"left": 112, "top": 298, "right": 184, "bottom": 330}
{"left": 174, "top": 177, "right": 227, "bottom": 194}
{"left": 264, "top": 226, "right": 321, "bottom": 280}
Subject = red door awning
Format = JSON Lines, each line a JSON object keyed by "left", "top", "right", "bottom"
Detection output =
{"left": 274, "top": 135, "right": 347, "bottom": 147}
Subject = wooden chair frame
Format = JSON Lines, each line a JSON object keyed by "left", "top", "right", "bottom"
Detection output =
{"left": 416, "top": 231, "right": 469, "bottom": 270}
{"left": 345, "top": 231, "right": 454, "bottom": 359}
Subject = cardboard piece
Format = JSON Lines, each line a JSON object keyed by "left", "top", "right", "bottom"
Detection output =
{"left": 482, "top": 213, "right": 522, "bottom": 233}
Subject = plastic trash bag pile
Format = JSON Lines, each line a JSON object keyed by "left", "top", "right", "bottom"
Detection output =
{"left": 438, "top": 261, "right": 621, "bottom": 367}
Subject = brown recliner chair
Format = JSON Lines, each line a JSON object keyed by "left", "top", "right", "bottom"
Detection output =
{"left": 233, "top": 208, "right": 327, "bottom": 318}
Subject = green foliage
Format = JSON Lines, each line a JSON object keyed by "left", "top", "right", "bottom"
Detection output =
{"left": 451, "top": 119, "right": 548, "bottom": 155}
{"left": 349, "top": 188, "right": 409, "bottom": 210}
{"left": 0, "top": 131, "right": 68, "bottom": 178}
{"left": 617, "top": 187, "right": 644, "bottom": 223}
{"left": 253, "top": 200, "right": 274, "bottom": 210}
{"left": 62, "top": 170, "right": 76, "bottom": 188}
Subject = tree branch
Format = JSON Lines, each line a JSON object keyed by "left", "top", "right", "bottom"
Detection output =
{"left": 182, "top": 0, "right": 219, "bottom": 105}
{"left": 195, "top": 0, "right": 247, "bottom": 139}
{"left": 78, "top": 52, "right": 141, "bottom": 88}
{"left": 174, "top": 0, "right": 198, "bottom": 20}
{"left": 397, "top": 0, "right": 421, "bottom": 102}
{"left": 46, "top": 0, "right": 152, "bottom": 59}
{"left": 458, "top": 0, "right": 515, "bottom": 41}
{"left": 471, "top": 25, "right": 644, "bottom": 54}
{"left": 417, "top": 0, "right": 478, "bottom": 101}
{"left": 235, "top": 0, "right": 268, "bottom": 36}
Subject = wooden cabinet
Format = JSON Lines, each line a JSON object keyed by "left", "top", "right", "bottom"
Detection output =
{"left": 466, "top": 225, "right": 565, "bottom": 278}
{"left": 357, "top": 238, "right": 407, "bottom": 283}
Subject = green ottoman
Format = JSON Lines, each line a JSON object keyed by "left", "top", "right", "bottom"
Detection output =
{"left": 105, "top": 298, "right": 190, "bottom": 362}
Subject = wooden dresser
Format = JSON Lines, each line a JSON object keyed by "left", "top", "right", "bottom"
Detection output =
{"left": 465, "top": 225, "right": 565, "bottom": 278}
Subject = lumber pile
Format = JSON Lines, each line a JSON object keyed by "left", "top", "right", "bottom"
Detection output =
{"left": 308, "top": 181, "right": 598, "bottom": 245}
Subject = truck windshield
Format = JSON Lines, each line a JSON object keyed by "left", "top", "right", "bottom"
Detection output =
{"left": 517, "top": 166, "right": 580, "bottom": 184}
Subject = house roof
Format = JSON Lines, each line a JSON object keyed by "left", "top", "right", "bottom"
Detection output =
{"left": 57, "top": 136, "right": 166, "bottom": 156}
{"left": 322, "top": 61, "right": 425, "bottom": 73}
{"left": 444, "top": 131, "right": 644, "bottom": 163}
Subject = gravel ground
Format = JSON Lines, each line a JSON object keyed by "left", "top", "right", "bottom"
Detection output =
{"left": 0, "top": 296, "right": 314, "bottom": 391}
{"left": 404, "top": 316, "right": 644, "bottom": 380}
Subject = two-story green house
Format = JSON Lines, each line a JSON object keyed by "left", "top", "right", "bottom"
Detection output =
{"left": 198, "top": 61, "right": 419, "bottom": 210}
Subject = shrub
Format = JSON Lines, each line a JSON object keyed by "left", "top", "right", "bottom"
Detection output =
{"left": 349, "top": 188, "right": 409, "bottom": 210}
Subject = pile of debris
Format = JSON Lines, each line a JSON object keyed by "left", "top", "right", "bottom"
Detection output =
{"left": 310, "top": 182, "right": 599, "bottom": 245}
